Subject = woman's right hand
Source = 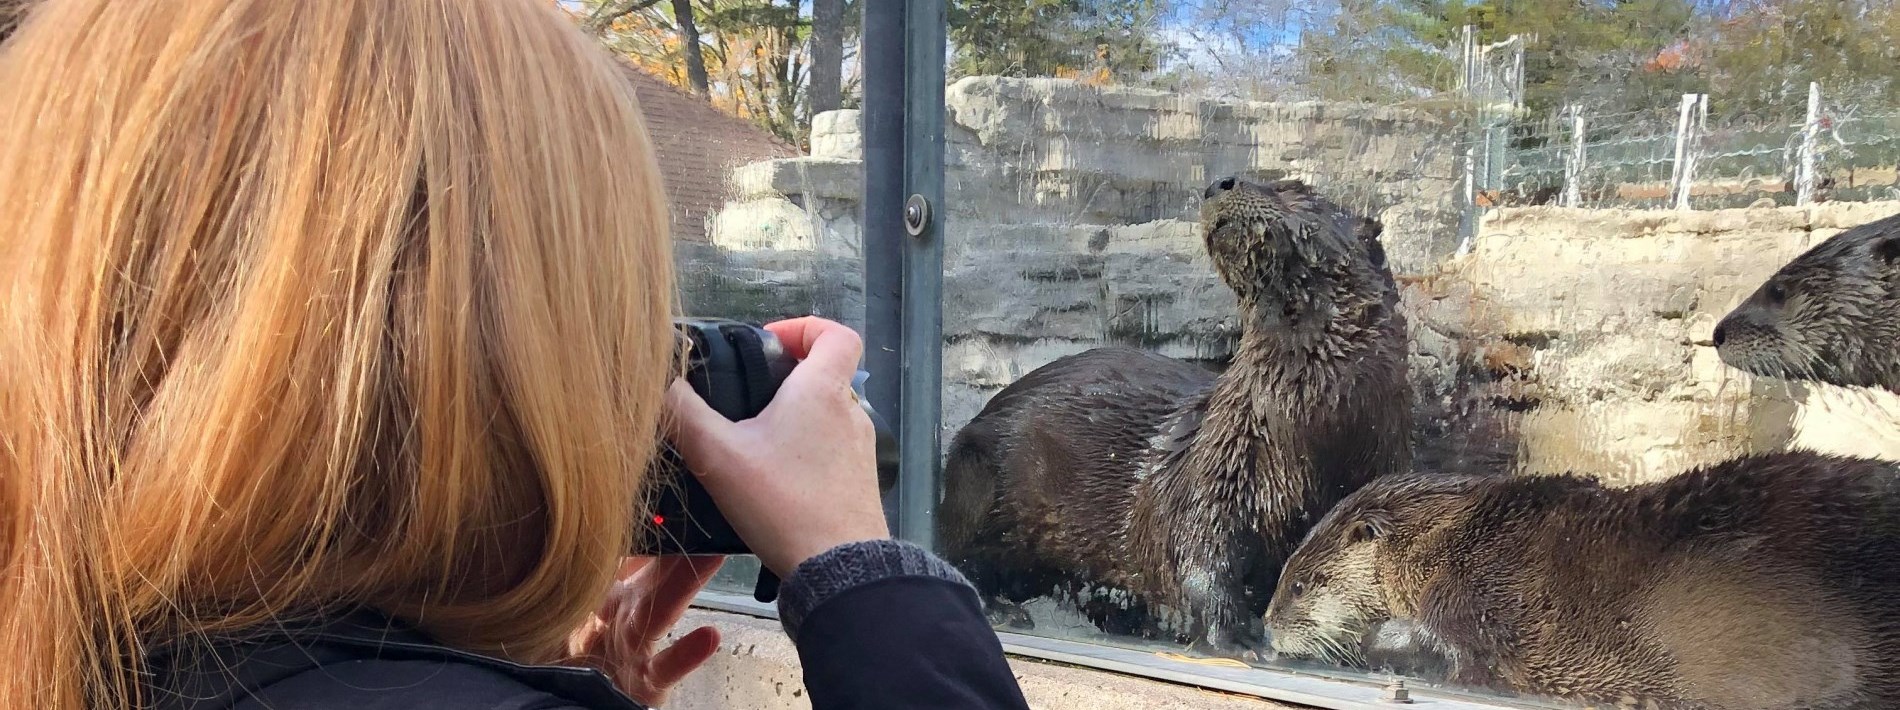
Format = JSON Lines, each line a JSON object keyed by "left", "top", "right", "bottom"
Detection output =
{"left": 664, "top": 316, "right": 890, "bottom": 577}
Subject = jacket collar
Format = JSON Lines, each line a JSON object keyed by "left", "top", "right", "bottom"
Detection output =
{"left": 143, "top": 610, "right": 647, "bottom": 710}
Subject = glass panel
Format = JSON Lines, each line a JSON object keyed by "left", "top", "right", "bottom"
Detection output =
{"left": 567, "top": 2, "right": 865, "bottom": 597}
{"left": 927, "top": 2, "right": 1900, "bottom": 709}
{"left": 580, "top": 1, "right": 1900, "bottom": 708}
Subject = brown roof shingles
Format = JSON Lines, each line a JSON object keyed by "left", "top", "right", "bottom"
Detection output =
{"left": 620, "top": 63, "right": 801, "bottom": 243}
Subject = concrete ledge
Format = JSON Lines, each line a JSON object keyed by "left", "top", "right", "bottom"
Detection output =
{"left": 663, "top": 607, "right": 1298, "bottom": 709}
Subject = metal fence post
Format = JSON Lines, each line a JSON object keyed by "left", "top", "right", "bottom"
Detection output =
{"left": 1454, "top": 26, "right": 1475, "bottom": 256}
{"left": 1562, "top": 106, "right": 1586, "bottom": 208}
{"left": 1670, "top": 93, "right": 1706, "bottom": 210}
{"left": 1797, "top": 81, "right": 1822, "bottom": 206}
{"left": 862, "top": 0, "right": 948, "bottom": 547}
{"left": 860, "top": 1, "right": 906, "bottom": 534}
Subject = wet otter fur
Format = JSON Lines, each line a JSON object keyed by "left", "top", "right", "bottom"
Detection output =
{"left": 1265, "top": 450, "right": 1900, "bottom": 710}
{"left": 1715, "top": 211, "right": 1900, "bottom": 393}
{"left": 938, "top": 177, "right": 1413, "bottom": 653}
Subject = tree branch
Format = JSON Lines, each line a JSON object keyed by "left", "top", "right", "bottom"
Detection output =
{"left": 586, "top": 0, "right": 664, "bottom": 34}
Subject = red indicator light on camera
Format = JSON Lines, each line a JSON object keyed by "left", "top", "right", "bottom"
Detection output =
{"left": 653, "top": 515, "right": 666, "bottom": 525}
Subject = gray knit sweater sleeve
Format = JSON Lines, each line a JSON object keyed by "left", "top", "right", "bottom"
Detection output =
{"left": 776, "top": 538, "right": 976, "bottom": 640}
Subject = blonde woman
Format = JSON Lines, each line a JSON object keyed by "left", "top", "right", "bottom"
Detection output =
{"left": 0, "top": 1, "right": 1030, "bottom": 709}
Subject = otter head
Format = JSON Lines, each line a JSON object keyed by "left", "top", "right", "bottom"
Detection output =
{"left": 1263, "top": 473, "right": 1484, "bottom": 667}
{"left": 1714, "top": 214, "right": 1900, "bottom": 393}
{"left": 1198, "top": 176, "right": 1398, "bottom": 340}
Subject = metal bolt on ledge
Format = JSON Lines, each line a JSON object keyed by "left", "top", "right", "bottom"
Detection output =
{"left": 1382, "top": 679, "right": 1413, "bottom": 704}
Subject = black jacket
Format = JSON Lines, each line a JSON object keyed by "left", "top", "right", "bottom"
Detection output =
{"left": 146, "top": 541, "right": 1031, "bottom": 710}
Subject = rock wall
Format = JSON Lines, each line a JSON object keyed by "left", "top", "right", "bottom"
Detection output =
{"left": 1432, "top": 203, "right": 1900, "bottom": 484}
{"left": 687, "top": 75, "right": 1900, "bottom": 485}
{"left": 695, "top": 76, "right": 1465, "bottom": 443}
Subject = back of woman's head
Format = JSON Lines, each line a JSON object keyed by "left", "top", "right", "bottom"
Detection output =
{"left": 0, "top": 0, "right": 675, "bottom": 706}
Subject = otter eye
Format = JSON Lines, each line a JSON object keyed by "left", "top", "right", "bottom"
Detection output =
{"left": 1290, "top": 581, "right": 1308, "bottom": 598}
{"left": 1767, "top": 282, "right": 1788, "bottom": 305}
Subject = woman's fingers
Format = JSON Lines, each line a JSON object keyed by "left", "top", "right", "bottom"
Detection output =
{"left": 591, "top": 557, "right": 653, "bottom": 628}
{"left": 565, "top": 613, "right": 608, "bottom": 661}
{"left": 617, "top": 556, "right": 650, "bottom": 580}
{"left": 664, "top": 380, "right": 736, "bottom": 479}
{"left": 762, "top": 317, "right": 863, "bottom": 383}
{"left": 646, "top": 625, "right": 721, "bottom": 692}
{"left": 663, "top": 318, "right": 886, "bottom": 576}
{"left": 625, "top": 557, "right": 723, "bottom": 646}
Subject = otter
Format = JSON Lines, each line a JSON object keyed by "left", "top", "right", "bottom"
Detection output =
{"left": 1265, "top": 450, "right": 1900, "bottom": 710}
{"left": 938, "top": 177, "right": 1413, "bottom": 654}
{"left": 1714, "top": 211, "right": 1900, "bottom": 393}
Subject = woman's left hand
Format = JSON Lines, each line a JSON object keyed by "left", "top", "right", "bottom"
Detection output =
{"left": 565, "top": 556, "right": 726, "bottom": 706}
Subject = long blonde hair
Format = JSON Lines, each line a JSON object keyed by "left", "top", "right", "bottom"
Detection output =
{"left": 0, "top": 1, "right": 675, "bottom": 707}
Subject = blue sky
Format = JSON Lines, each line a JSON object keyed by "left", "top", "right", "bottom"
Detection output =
{"left": 1158, "top": 0, "right": 1318, "bottom": 73}
{"left": 1165, "top": 0, "right": 1311, "bottom": 47}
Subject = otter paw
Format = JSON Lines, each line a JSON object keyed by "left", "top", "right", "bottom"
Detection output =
{"left": 1079, "top": 595, "right": 1153, "bottom": 637}
{"left": 1185, "top": 634, "right": 1265, "bottom": 663}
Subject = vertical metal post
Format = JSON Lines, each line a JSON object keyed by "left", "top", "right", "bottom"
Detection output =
{"left": 1456, "top": 139, "right": 1477, "bottom": 257}
{"left": 1562, "top": 106, "right": 1586, "bottom": 208}
{"left": 1483, "top": 108, "right": 1510, "bottom": 205}
{"left": 1669, "top": 94, "right": 1692, "bottom": 209}
{"left": 1670, "top": 93, "right": 1704, "bottom": 210}
{"left": 1508, "top": 36, "right": 1525, "bottom": 111}
{"left": 1459, "top": 25, "right": 1475, "bottom": 94}
{"left": 1689, "top": 94, "right": 1707, "bottom": 208}
{"left": 1454, "top": 24, "right": 1479, "bottom": 257}
{"left": 860, "top": 1, "right": 905, "bottom": 534}
{"left": 1797, "top": 81, "right": 1822, "bottom": 206}
{"left": 896, "top": 0, "right": 947, "bottom": 550}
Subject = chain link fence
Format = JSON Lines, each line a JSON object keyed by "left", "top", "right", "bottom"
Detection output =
{"left": 1483, "top": 84, "right": 1900, "bottom": 214}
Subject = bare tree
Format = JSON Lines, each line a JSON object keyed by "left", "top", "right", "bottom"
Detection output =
{"left": 673, "top": 0, "right": 710, "bottom": 95}
{"left": 809, "top": 0, "right": 844, "bottom": 117}
{"left": 586, "top": 0, "right": 664, "bottom": 34}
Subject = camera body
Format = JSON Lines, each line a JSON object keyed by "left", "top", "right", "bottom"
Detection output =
{"left": 636, "top": 318, "right": 898, "bottom": 562}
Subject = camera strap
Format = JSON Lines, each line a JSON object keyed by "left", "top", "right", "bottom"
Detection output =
{"left": 717, "top": 323, "right": 785, "bottom": 604}
{"left": 722, "top": 324, "right": 780, "bottom": 414}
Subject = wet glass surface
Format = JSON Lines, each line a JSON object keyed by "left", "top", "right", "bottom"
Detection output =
{"left": 572, "top": 3, "right": 1900, "bottom": 707}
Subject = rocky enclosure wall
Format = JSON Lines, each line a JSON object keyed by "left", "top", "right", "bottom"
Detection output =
{"left": 688, "top": 76, "right": 1900, "bottom": 484}
{"left": 1429, "top": 203, "right": 1900, "bottom": 484}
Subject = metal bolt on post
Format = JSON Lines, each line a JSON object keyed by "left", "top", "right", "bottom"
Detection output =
{"left": 1383, "top": 679, "right": 1413, "bottom": 703}
{"left": 904, "top": 194, "right": 930, "bottom": 237}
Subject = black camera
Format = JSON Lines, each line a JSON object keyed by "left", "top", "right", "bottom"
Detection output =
{"left": 637, "top": 318, "right": 898, "bottom": 600}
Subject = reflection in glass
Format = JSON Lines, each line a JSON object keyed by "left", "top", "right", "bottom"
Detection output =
{"left": 577, "top": 2, "right": 1900, "bottom": 707}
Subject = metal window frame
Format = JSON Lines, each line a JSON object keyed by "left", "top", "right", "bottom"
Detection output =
{"left": 860, "top": 0, "right": 946, "bottom": 547}
{"left": 692, "top": 3, "right": 1532, "bottom": 709}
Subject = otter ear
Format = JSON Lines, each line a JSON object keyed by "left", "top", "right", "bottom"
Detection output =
{"left": 1345, "top": 513, "right": 1389, "bottom": 544}
{"left": 1877, "top": 236, "right": 1900, "bottom": 265}
{"left": 1355, "top": 217, "right": 1384, "bottom": 242}
{"left": 1356, "top": 218, "right": 1389, "bottom": 270}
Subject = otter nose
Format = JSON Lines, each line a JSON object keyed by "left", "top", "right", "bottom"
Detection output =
{"left": 1712, "top": 323, "right": 1728, "bottom": 347}
{"left": 1204, "top": 176, "right": 1239, "bottom": 200}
